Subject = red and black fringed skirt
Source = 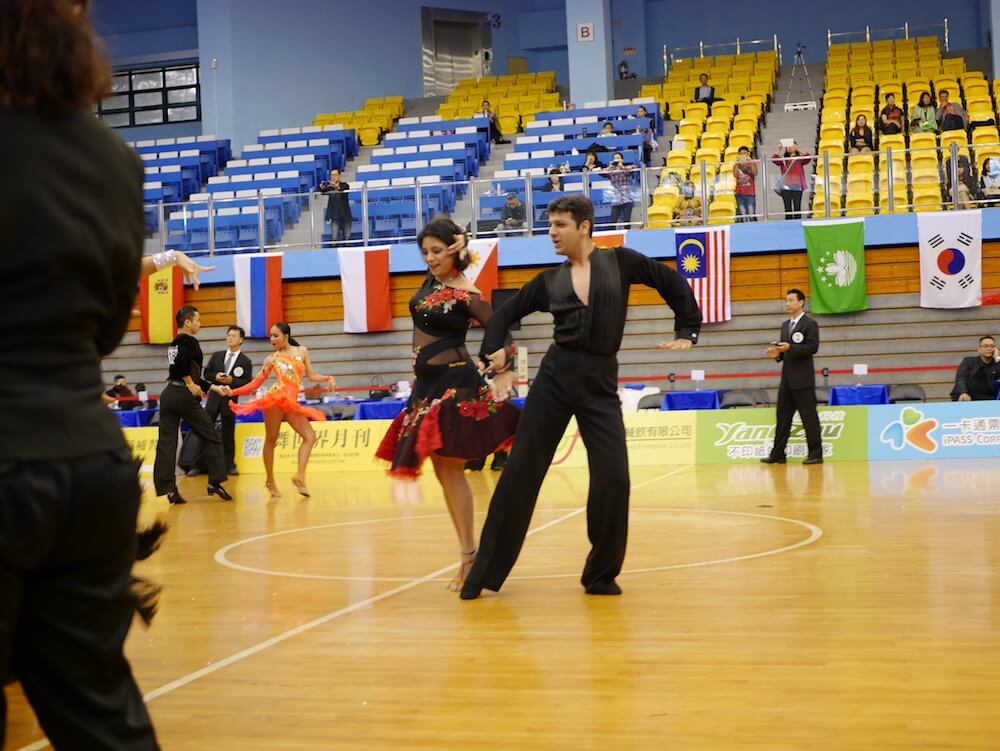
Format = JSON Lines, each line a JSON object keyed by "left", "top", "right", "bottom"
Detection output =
{"left": 376, "top": 355, "right": 519, "bottom": 479}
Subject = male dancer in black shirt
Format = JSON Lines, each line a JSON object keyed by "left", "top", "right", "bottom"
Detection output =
{"left": 461, "top": 195, "right": 701, "bottom": 599}
{"left": 152, "top": 306, "right": 232, "bottom": 504}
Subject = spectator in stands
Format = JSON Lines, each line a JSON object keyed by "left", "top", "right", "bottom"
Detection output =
{"left": 319, "top": 168, "right": 352, "bottom": 245}
{"left": 674, "top": 180, "right": 702, "bottom": 225}
{"left": 879, "top": 93, "right": 905, "bottom": 135}
{"left": 950, "top": 336, "right": 1000, "bottom": 401}
{"left": 980, "top": 157, "right": 1000, "bottom": 204}
{"left": 910, "top": 91, "right": 938, "bottom": 133}
{"left": 848, "top": 114, "right": 874, "bottom": 153}
{"left": 495, "top": 192, "right": 526, "bottom": 234}
{"left": 635, "top": 105, "right": 658, "bottom": 164}
{"left": 618, "top": 61, "right": 636, "bottom": 80}
{"left": 598, "top": 121, "right": 616, "bottom": 138}
{"left": 733, "top": 146, "right": 758, "bottom": 221}
{"left": 606, "top": 153, "right": 634, "bottom": 229}
{"left": 694, "top": 73, "right": 716, "bottom": 105}
{"left": 540, "top": 168, "right": 563, "bottom": 192}
{"left": 946, "top": 155, "right": 979, "bottom": 208}
{"left": 477, "top": 100, "right": 509, "bottom": 144}
{"left": 936, "top": 90, "right": 968, "bottom": 132}
{"left": 0, "top": 0, "right": 160, "bottom": 745}
{"left": 582, "top": 151, "right": 604, "bottom": 172}
{"left": 772, "top": 141, "right": 811, "bottom": 219}
{"left": 103, "top": 373, "right": 136, "bottom": 409}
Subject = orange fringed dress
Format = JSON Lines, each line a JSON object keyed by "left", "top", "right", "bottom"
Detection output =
{"left": 228, "top": 351, "right": 326, "bottom": 421}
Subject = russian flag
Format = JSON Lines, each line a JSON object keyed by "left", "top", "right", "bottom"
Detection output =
{"left": 338, "top": 246, "right": 393, "bottom": 333}
{"left": 139, "top": 266, "right": 184, "bottom": 344}
{"left": 234, "top": 253, "right": 284, "bottom": 338}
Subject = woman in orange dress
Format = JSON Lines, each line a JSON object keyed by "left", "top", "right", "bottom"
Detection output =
{"left": 228, "top": 322, "right": 335, "bottom": 497}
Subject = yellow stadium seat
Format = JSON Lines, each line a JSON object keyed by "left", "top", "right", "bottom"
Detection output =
{"left": 682, "top": 102, "right": 709, "bottom": 121}
{"left": 666, "top": 149, "right": 694, "bottom": 168}
{"left": 820, "top": 121, "right": 846, "bottom": 141}
{"left": 677, "top": 119, "right": 703, "bottom": 140}
{"left": 727, "top": 131, "right": 754, "bottom": 151}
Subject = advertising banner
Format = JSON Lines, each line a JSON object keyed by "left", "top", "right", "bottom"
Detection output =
{"left": 868, "top": 401, "right": 1000, "bottom": 460}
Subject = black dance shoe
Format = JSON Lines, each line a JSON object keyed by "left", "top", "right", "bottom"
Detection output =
{"left": 760, "top": 456, "right": 786, "bottom": 464}
{"left": 166, "top": 491, "right": 187, "bottom": 505}
{"left": 207, "top": 483, "right": 233, "bottom": 501}
{"left": 584, "top": 579, "right": 623, "bottom": 596}
{"left": 490, "top": 451, "right": 508, "bottom": 471}
{"left": 803, "top": 456, "right": 824, "bottom": 465}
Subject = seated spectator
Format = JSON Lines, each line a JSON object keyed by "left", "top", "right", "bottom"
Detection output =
{"left": 617, "top": 61, "right": 636, "bottom": 80}
{"left": 495, "top": 192, "right": 525, "bottom": 234}
{"left": 597, "top": 122, "right": 615, "bottom": 138}
{"left": 104, "top": 374, "right": 138, "bottom": 410}
{"left": 477, "top": 99, "right": 509, "bottom": 144}
{"left": 950, "top": 336, "right": 1000, "bottom": 401}
{"left": 879, "top": 93, "right": 904, "bottom": 135}
{"left": 581, "top": 151, "right": 604, "bottom": 172}
{"left": 980, "top": 157, "right": 1000, "bottom": 204}
{"left": 540, "top": 168, "right": 563, "bottom": 192}
{"left": 848, "top": 114, "right": 874, "bottom": 153}
{"left": 673, "top": 180, "right": 702, "bottom": 225}
{"left": 910, "top": 92, "right": 938, "bottom": 133}
{"left": 693, "top": 73, "right": 716, "bottom": 105}
{"left": 733, "top": 146, "right": 758, "bottom": 221}
{"left": 936, "top": 89, "right": 968, "bottom": 132}
{"left": 946, "top": 155, "right": 979, "bottom": 208}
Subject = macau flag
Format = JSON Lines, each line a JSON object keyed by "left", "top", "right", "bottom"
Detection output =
{"left": 803, "top": 218, "right": 868, "bottom": 314}
{"left": 139, "top": 266, "right": 184, "bottom": 343}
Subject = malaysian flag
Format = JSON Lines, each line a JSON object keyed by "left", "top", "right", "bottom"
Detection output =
{"left": 675, "top": 226, "right": 731, "bottom": 322}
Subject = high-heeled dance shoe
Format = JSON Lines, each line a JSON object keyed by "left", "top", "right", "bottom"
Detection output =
{"left": 291, "top": 477, "right": 310, "bottom": 497}
{"left": 448, "top": 549, "right": 477, "bottom": 592}
{"left": 265, "top": 481, "right": 282, "bottom": 498}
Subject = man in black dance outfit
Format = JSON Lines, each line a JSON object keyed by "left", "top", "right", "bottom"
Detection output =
{"left": 461, "top": 195, "right": 701, "bottom": 599}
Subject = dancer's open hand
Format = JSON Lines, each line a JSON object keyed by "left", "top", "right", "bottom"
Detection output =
{"left": 175, "top": 251, "right": 215, "bottom": 290}
{"left": 490, "top": 370, "right": 515, "bottom": 401}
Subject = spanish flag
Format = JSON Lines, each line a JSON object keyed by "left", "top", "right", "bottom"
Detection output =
{"left": 139, "top": 266, "right": 184, "bottom": 343}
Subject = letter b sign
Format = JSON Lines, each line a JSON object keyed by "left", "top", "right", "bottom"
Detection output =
{"left": 577, "top": 22, "right": 594, "bottom": 42}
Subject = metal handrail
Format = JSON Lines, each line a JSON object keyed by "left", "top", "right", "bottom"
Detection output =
{"left": 827, "top": 18, "right": 949, "bottom": 51}
{"left": 662, "top": 35, "right": 779, "bottom": 74}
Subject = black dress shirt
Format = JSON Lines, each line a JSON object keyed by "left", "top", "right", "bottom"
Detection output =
{"left": 167, "top": 334, "right": 210, "bottom": 390}
{"left": 1, "top": 109, "right": 143, "bottom": 460}
{"left": 481, "top": 246, "right": 701, "bottom": 358}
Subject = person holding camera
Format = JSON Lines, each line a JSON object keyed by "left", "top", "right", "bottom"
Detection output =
{"left": 319, "top": 168, "right": 352, "bottom": 245}
{"left": 772, "top": 141, "right": 811, "bottom": 219}
{"left": 606, "top": 152, "right": 634, "bottom": 229}
{"left": 733, "top": 146, "right": 758, "bottom": 221}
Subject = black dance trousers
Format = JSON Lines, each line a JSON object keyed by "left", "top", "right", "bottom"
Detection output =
{"left": 0, "top": 449, "right": 159, "bottom": 749}
{"left": 465, "top": 344, "right": 630, "bottom": 592}
{"left": 771, "top": 380, "right": 822, "bottom": 458}
{"left": 153, "top": 384, "right": 226, "bottom": 495}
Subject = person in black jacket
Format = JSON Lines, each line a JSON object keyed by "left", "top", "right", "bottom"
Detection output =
{"left": 152, "top": 306, "right": 233, "bottom": 504}
{"left": 951, "top": 336, "right": 1000, "bottom": 401}
{"left": 762, "top": 289, "right": 824, "bottom": 465}
{"left": 319, "top": 168, "right": 352, "bottom": 244}
{"left": 461, "top": 195, "right": 701, "bottom": 600}
{"left": 0, "top": 1, "right": 160, "bottom": 746}
{"left": 201, "top": 325, "right": 254, "bottom": 473}
{"left": 694, "top": 73, "right": 716, "bottom": 105}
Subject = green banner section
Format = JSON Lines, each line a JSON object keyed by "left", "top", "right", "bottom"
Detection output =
{"left": 804, "top": 219, "right": 868, "bottom": 314}
{"left": 695, "top": 406, "right": 869, "bottom": 464}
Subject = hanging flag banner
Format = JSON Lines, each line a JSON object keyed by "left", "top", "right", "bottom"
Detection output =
{"left": 233, "top": 252, "right": 284, "bottom": 338}
{"left": 803, "top": 218, "right": 868, "bottom": 314}
{"left": 139, "top": 266, "right": 184, "bottom": 344}
{"left": 674, "top": 225, "right": 731, "bottom": 323}
{"left": 918, "top": 210, "right": 982, "bottom": 309}
{"left": 339, "top": 246, "right": 393, "bottom": 333}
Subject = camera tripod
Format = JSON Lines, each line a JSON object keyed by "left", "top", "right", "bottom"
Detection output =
{"left": 783, "top": 43, "right": 816, "bottom": 111}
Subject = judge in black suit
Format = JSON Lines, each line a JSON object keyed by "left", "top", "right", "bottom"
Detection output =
{"left": 204, "top": 325, "right": 254, "bottom": 473}
{"left": 762, "top": 289, "right": 823, "bottom": 465}
{"left": 950, "top": 336, "right": 1000, "bottom": 401}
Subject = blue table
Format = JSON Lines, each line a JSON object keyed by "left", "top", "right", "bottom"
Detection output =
{"left": 828, "top": 385, "right": 889, "bottom": 406}
{"left": 116, "top": 409, "right": 157, "bottom": 428}
{"left": 662, "top": 390, "right": 721, "bottom": 411}
{"left": 355, "top": 399, "right": 407, "bottom": 420}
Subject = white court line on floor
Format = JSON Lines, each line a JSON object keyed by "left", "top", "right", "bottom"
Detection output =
{"left": 14, "top": 465, "right": 693, "bottom": 751}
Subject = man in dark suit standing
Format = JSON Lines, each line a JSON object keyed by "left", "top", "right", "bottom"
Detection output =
{"left": 762, "top": 289, "right": 823, "bottom": 465}
{"left": 950, "top": 336, "right": 1000, "bottom": 401}
{"left": 319, "top": 168, "right": 352, "bottom": 245}
{"left": 204, "top": 325, "right": 253, "bottom": 474}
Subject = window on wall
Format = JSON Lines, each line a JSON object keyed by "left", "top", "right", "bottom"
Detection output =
{"left": 97, "top": 63, "right": 200, "bottom": 129}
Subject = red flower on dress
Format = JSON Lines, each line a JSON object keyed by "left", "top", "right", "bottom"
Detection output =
{"left": 416, "top": 285, "right": 472, "bottom": 314}
{"left": 457, "top": 386, "right": 502, "bottom": 421}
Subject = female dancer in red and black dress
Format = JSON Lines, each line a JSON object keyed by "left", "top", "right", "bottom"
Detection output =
{"left": 227, "top": 322, "right": 335, "bottom": 498}
{"left": 376, "top": 218, "right": 519, "bottom": 590}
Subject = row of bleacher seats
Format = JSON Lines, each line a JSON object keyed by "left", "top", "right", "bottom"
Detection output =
{"left": 314, "top": 96, "right": 405, "bottom": 147}
{"left": 826, "top": 37, "right": 963, "bottom": 86}
{"left": 439, "top": 71, "right": 558, "bottom": 135}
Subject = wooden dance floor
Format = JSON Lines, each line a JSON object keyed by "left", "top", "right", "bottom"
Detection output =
{"left": 7, "top": 460, "right": 1000, "bottom": 749}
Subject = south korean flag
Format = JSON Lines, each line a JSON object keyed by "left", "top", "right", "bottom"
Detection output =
{"left": 918, "top": 209, "right": 982, "bottom": 309}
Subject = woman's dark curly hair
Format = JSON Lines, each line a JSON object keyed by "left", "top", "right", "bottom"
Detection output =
{"left": 416, "top": 215, "right": 470, "bottom": 271}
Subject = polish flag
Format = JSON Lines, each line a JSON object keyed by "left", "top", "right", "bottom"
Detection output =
{"left": 233, "top": 252, "right": 284, "bottom": 338}
{"left": 592, "top": 230, "right": 627, "bottom": 248}
{"left": 464, "top": 238, "right": 500, "bottom": 305}
{"left": 339, "top": 246, "right": 393, "bottom": 333}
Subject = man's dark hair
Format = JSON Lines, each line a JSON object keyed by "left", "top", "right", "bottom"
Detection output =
{"left": 979, "top": 335, "right": 995, "bottom": 344}
{"left": 547, "top": 195, "right": 594, "bottom": 236}
{"left": 938, "top": 88, "right": 949, "bottom": 98}
{"left": 787, "top": 288, "right": 806, "bottom": 302}
{"left": 738, "top": 145, "right": 750, "bottom": 153}
{"left": 227, "top": 325, "right": 246, "bottom": 338}
{"left": 114, "top": 374, "right": 126, "bottom": 381}
{"left": 175, "top": 305, "right": 199, "bottom": 328}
